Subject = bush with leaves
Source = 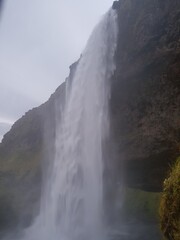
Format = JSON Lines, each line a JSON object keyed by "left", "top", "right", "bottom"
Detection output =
{"left": 160, "top": 157, "right": 180, "bottom": 240}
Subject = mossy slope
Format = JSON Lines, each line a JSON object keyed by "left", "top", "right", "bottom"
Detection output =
{"left": 123, "top": 188, "right": 161, "bottom": 222}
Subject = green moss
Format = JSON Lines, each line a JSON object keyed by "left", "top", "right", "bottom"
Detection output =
{"left": 159, "top": 157, "right": 180, "bottom": 240}
{"left": 0, "top": 149, "right": 42, "bottom": 177}
{"left": 122, "top": 188, "right": 161, "bottom": 222}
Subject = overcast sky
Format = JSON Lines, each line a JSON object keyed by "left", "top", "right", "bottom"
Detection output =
{"left": 0, "top": 0, "right": 113, "bottom": 140}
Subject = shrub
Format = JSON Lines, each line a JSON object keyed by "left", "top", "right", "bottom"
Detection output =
{"left": 159, "top": 157, "right": 180, "bottom": 240}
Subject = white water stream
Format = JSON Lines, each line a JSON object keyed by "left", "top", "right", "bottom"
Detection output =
{"left": 24, "top": 8, "right": 118, "bottom": 240}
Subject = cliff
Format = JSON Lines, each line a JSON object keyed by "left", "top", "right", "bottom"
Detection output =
{"left": 0, "top": 0, "right": 180, "bottom": 233}
{"left": 0, "top": 82, "right": 65, "bottom": 230}
{"left": 0, "top": 60, "right": 78, "bottom": 230}
{"left": 0, "top": 0, "right": 3, "bottom": 9}
{"left": 112, "top": 0, "right": 180, "bottom": 191}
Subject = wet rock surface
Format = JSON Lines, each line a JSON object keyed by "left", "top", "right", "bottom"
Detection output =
{"left": 111, "top": 0, "right": 180, "bottom": 191}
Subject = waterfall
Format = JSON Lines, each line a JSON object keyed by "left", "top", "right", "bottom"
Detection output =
{"left": 23, "top": 8, "right": 118, "bottom": 240}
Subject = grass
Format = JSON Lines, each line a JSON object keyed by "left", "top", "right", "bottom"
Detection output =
{"left": 122, "top": 188, "right": 161, "bottom": 222}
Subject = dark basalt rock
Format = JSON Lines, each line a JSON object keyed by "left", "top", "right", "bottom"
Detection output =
{"left": 0, "top": 0, "right": 3, "bottom": 12}
{"left": 111, "top": 0, "right": 180, "bottom": 191}
{"left": 112, "top": 1, "right": 121, "bottom": 10}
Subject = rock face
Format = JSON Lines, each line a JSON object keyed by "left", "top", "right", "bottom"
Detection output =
{"left": 111, "top": 0, "right": 180, "bottom": 191}
{"left": 0, "top": 0, "right": 3, "bottom": 12}
{"left": 0, "top": 106, "right": 43, "bottom": 229}
{"left": 0, "top": 0, "right": 180, "bottom": 231}
{"left": 0, "top": 61, "right": 78, "bottom": 230}
{"left": 0, "top": 82, "right": 65, "bottom": 230}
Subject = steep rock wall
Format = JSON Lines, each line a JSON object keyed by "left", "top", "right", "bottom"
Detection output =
{"left": 111, "top": 0, "right": 180, "bottom": 191}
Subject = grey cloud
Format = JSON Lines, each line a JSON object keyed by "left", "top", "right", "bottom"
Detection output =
{"left": 0, "top": 0, "right": 113, "bottom": 128}
{"left": 0, "top": 82, "right": 39, "bottom": 121}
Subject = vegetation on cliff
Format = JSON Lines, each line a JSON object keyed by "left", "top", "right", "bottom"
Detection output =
{"left": 160, "top": 157, "right": 180, "bottom": 240}
{"left": 123, "top": 188, "right": 161, "bottom": 222}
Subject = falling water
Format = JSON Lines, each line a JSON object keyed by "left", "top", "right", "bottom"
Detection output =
{"left": 24, "top": 8, "right": 118, "bottom": 240}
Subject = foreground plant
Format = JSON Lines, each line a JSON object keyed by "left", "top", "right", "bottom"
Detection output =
{"left": 160, "top": 157, "right": 180, "bottom": 240}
